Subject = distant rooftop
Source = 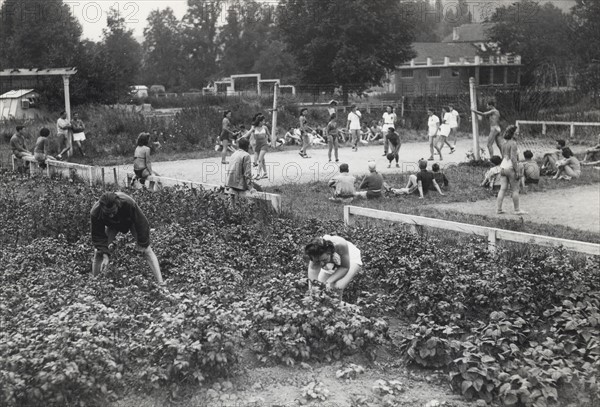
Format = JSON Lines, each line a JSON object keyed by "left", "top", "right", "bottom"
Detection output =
{"left": 0, "top": 89, "right": 36, "bottom": 99}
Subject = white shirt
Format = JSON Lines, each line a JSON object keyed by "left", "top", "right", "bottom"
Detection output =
{"left": 382, "top": 112, "right": 397, "bottom": 130}
{"left": 57, "top": 118, "right": 70, "bottom": 135}
{"left": 448, "top": 109, "right": 459, "bottom": 128}
{"left": 427, "top": 115, "right": 440, "bottom": 136}
{"left": 348, "top": 110, "right": 362, "bottom": 130}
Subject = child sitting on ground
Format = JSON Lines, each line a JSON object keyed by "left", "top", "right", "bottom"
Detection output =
{"left": 519, "top": 150, "right": 540, "bottom": 193}
{"left": 431, "top": 163, "right": 449, "bottom": 191}
{"left": 481, "top": 155, "right": 502, "bottom": 191}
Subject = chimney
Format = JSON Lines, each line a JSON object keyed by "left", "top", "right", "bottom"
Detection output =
{"left": 453, "top": 27, "right": 459, "bottom": 41}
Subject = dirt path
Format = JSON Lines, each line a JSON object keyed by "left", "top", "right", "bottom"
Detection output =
{"left": 429, "top": 184, "right": 600, "bottom": 233}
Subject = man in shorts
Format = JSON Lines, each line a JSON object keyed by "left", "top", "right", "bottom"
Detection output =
{"left": 381, "top": 105, "right": 397, "bottom": 156}
{"left": 299, "top": 108, "right": 311, "bottom": 158}
{"left": 56, "top": 111, "right": 72, "bottom": 159}
{"left": 346, "top": 105, "right": 362, "bottom": 152}
{"left": 472, "top": 101, "right": 502, "bottom": 158}
{"left": 448, "top": 104, "right": 460, "bottom": 148}
{"left": 90, "top": 192, "right": 164, "bottom": 285}
{"left": 426, "top": 109, "right": 442, "bottom": 161}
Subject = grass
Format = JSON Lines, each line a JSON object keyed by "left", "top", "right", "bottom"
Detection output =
{"left": 266, "top": 163, "right": 600, "bottom": 244}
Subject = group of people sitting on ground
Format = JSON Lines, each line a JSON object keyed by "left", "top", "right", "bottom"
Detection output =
{"left": 482, "top": 149, "right": 541, "bottom": 194}
{"left": 328, "top": 160, "right": 448, "bottom": 203}
{"left": 540, "top": 139, "right": 583, "bottom": 180}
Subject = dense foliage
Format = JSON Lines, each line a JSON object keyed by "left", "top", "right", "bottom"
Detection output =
{"left": 0, "top": 174, "right": 598, "bottom": 406}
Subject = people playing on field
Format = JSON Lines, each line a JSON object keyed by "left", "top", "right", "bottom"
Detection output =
{"left": 382, "top": 105, "right": 397, "bottom": 156}
{"left": 10, "top": 125, "right": 34, "bottom": 160}
{"left": 56, "top": 111, "right": 72, "bottom": 159}
{"left": 519, "top": 150, "right": 540, "bottom": 193}
{"left": 90, "top": 192, "right": 164, "bottom": 285}
{"left": 226, "top": 138, "right": 257, "bottom": 204}
{"left": 347, "top": 105, "right": 362, "bottom": 152}
{"left": 432, "top": 163, "right": 449, "bottom": 191}
{"left": 497, "top": 125, "right": 526, "bottom": 215}
{"left": 326, "top": 114, "right": 340, "bottom": 162}
{"left": 299, "top": 108, "right": 311, "bottom": 158}
{"left": 356, "top": 161, "right": 384, "bottom": 199}
{"left": 481, "top": 155, "right": 503, "bottom": 191}
{"left": 132, "top": 132, "right": 160, "bottom": 186}
{"left": 472, "top": 101, "right": 501, "bottom": 158}
{"left": 33, "top": 128, "right": 56, "bottom": 168}
{"left": 243, "top": 115, "right": 270, "bottom": 180}
{"left": 389, "top": 159, "right": 445, "bottom": 198}
{"left": 328, "top": 163, "right": 356, "bottom": 202}
{"left": 305, "top": 235, "right": 363, "bottom": 300}
{"left": 71, "top": 112, "right": 86, "bottom": 157}
{"left": 427, "top": 108, "right": 442, "bottom": 161}
{"left": 220, "top": 110, "right": 236, "bottom": 164}
{"left": 541, "top": 139, "right": 566, "bottom": 175}
{"left": 438, "top": 107, "right": 455, "bottom": 154}
{"left": 386, "top": 128, "right": 401, "bottom": 168}
{"left": 554, "top": 147, "right": 581, "bottom": 180}
{"left": 582, "top": 138, "right": 600, "bottom": 165}
{"left": 448, "top": 104, "right": 460, "bottom": 149}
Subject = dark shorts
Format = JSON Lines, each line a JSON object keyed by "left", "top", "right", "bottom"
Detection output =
{"left": 219, "top": 130, "right": 230, "bottom": 142}
{"left": 134, "top": 168, "right": 150, "bottom": 184}
{"left": 255, "top": 142, "right": 269, "bottom": 154}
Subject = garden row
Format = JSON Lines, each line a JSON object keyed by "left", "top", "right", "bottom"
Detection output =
{"left": 0, "top": 174, "right": 598, "bottom": 407}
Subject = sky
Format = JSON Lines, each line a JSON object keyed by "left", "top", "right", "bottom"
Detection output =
{"left": 0, "top": 0, "right": 578, "bottom": 41}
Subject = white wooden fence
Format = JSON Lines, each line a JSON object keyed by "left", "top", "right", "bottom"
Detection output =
{"left": 344, "top": 206, "right": 600, "bottom": 256}
{"left": 516, "top": 120, "right": 600, "bottom": 138}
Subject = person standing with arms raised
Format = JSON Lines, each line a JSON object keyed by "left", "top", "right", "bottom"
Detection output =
{"left": 472, "top": 101, "right": 502, "bottom": 158}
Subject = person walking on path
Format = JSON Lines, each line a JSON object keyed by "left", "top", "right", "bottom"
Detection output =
{"left": 382, "top": 105, "right": 397, "bottom": 156}
{"left": 299, "top": 108, "right": 312, "bottom": 158}
{"left": 326, "top": 114, "right": 340, "bottom": 162}
{"left": 426, "top": 109, "right": 442, "bottom": 161}
{"left": 472, "top": 101, "right": 502, "bottom": 158}
{"left": 438, "top": 107, "right": 455, "bottom": 154}
{"left": 497, "top": 125, "right": 526, "bottom": 215}
{"left": 305, "top": 235, "right": 363, "bottom": 300}
{"left": 448, "top": 104, "right": 460, "bottom": 148}
{"left": 90, "top": 192, "right": 164, "bottom": 285}
{"left": 220, "top": 110, "right": 236, "bottom": 164}
{"left": 242, "top": 115, "right": 271, "bottom": 179}
{"left": 347, "top": 105, "right": 362, "bottom": 152}
{"left": 71, "top": 112, "right": 87, "bottom": 157}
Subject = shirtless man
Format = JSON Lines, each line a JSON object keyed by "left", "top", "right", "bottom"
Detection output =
{"left": 472, "top": 101, "right": 502, "bottom": 158}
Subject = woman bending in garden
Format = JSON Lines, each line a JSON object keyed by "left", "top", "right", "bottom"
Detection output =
{"left": 305, "top": 235, "right": 362, "bottom": 300}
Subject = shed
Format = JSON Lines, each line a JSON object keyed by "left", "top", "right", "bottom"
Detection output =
{"left": 0, "top": 89, "right": 41, "bottom": 120}
{"left": 130, "top": 85, "right": 149, "bottom": 98}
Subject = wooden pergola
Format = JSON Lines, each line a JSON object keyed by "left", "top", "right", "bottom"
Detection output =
{"left": 0, "top": 67, "right": 77, "bottom": 156}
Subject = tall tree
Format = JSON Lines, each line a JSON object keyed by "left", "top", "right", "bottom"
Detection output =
{"left": 100, "top": 8, "right": 143, "bottom": 100}
{"left": 399, "top": 0, "right": 442, "bottom": 42}
{"left": 0, "top": 0, "right": 82, "bottom": 68}
{"left": 488, "top": 0, "right": 575, "bottom": 87}
{"left": 276, "top": 0, "right": 415, "bottom": 97}
{"left": 142, "top": 8, "right": 186, "bottom": 90}
{"left": 181, "top": 0, "right": 222, "bottom": 87}
{"left": 571, "top": 0, "right": 600, "bottom": 97}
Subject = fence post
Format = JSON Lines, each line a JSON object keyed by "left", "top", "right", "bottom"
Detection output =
{"left": 113, "top": 168, "right": 118, "bottom": 186}
{"left": 344, "top": 206, "right": 355, "bottom": 226}
{"left": 101, "top": 168, "right": 105, "bottom": 188}
{"left": 570, "top": 123, "right": 575, "bottom": 139}
{"left": 88, "top": 167, "right": 93, "bottom": 187}
{"left": 46, "top": 161, "right": 51, "bottom": 177}
{"left": 542, "top": 123, "right": 547, "bottom": 135}
{"left": 488, "top": 229, "right": 497, "bottom": 254}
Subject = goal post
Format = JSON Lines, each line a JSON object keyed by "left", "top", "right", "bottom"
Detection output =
{"left": 469, "top": 77, "right": 481, "bottom": 160}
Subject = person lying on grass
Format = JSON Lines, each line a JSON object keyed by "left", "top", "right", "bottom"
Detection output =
{"left": 91, "top": 192, "right": 164, "bottom": 285}
{"left": 388, "top": 159, "right": 445, "bottom": 199}
{"left": 328, "top": 163, "right": 356, "bottom": 202}
{"left": 481, "top": 155, "right": 502, "bottom": 191}
{"left": 305, "top": 235, "right": 363, "bottom": 300}
{"left": 554, "top": 147, "right": 581, "bottom": 181}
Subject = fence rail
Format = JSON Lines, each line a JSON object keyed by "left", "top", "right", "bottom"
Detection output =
{"left": 343, "top": 206, "right": 600, "bottom": 256}
{"left": 516, "top": 120, "right": 600, "bottom": 138}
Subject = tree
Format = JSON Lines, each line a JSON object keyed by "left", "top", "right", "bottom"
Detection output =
{"left": 571, "top": 1, "right": 600, "bottom": 97}
{"left": 252, "top": 40, "right": 299, "bottom": 83}
{"left": 99, "top": 8, "right": 143, "bottom": 101}
{"left": 276, "top": 0, "right": 415, "bottom": 97}
{"left": 142, "top": 8, "right": 186, "bottom": 90}
{"left": 488, "top": 0, "right": 575, "bottom": 87}
{"left": 181, "top": 0, "right": 222, "bottom": 87}
{"left": 0, "top": 0, "right": 82, "bottom": 68}
{"left": 398, "top": 0, "right": 442, "bottom": 42}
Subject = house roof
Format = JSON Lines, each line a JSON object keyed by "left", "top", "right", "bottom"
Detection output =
{"left": 442, "top": 23, "right": 495, "bottom": 43}
{"left": 411, "top": 42, "right": 479, "bottom": 62}
{"left": 0, "top": 89, "right": 36, "bottom": 99}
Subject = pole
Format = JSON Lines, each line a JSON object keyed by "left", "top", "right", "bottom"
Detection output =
{"left": 469, "top": 77, "right": 481, "bottom": 160}
{"left": 113, "top": 168, "right": 118, "bottom": 187}
{"left": 101, "top": 168, "right": 105, "bottom": 188}
{"left": 62, "top": 75, "right": 73, "bottom": 158}
{"left": 271, "top": 83, "right": 278, "bottom": 148}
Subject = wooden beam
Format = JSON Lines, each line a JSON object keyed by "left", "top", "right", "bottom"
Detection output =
{"left": 0, "top": 68, "right": 77, "bottom": 77}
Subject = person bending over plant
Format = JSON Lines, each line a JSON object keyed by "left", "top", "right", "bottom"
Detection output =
{"left": 305, "top": 235, "right": 362, "bottom": 300}
{"left": 91, "top": 192, "right": 164, "bottom": 285}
